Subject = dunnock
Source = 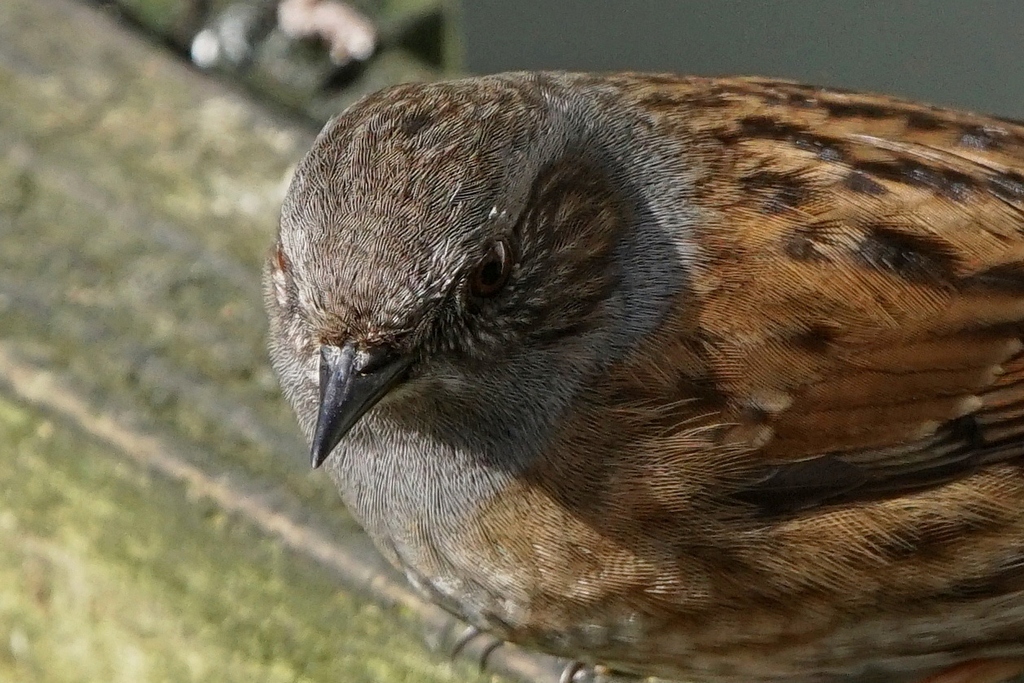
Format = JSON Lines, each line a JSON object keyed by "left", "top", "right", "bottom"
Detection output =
{"left": 264, "top": 72, "right": 1024, "bottom": 683}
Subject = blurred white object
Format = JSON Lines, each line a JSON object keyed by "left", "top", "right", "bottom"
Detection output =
{"left": 277, "top": 0, "right": 377, "bottom": 64}
{"left": 190, "top": 2, "right": 267, "bottom": 68}
{"left": 191, "top": 28, "right": 221, "bottom": 68}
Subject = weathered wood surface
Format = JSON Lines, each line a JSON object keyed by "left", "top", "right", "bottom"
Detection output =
{"left": 0, "top": 0, "right": 563, "bottom": 680}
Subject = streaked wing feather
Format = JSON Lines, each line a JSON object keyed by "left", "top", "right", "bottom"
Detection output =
{"left": 667, "top": 82, "right": 1024, "bottom": 514}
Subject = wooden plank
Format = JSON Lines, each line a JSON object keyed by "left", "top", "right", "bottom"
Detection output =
{"left": 0, "top": 0, "right": 561, "bottom": 680}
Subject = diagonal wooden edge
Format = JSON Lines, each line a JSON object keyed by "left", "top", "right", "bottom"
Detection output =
{"left": 0, "top": 341, "right": 566, "bottom": 682}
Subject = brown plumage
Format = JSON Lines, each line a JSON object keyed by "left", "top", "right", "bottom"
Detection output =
{"left": 264, "top": 72, "right": 1024, "bottom": 683}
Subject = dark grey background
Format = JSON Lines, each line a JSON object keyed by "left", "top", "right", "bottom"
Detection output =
{"left": 460, "top": 1, "right": 1024, "bottom": 118}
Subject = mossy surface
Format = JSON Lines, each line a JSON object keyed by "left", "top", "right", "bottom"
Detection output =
{"left": 0, "top": 1, "right": 500, "bottom": 681}
{"left": 0, "top": 396, "right": 490, "bottom": 683}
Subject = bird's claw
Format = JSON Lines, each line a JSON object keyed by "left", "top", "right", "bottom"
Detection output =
{"left": 448, "top": 624, "right": 505, "bottom": 671}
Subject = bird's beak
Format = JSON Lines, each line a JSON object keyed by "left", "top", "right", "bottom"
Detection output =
{"left": 310, "top": 341, "right": 411, "bottom": 469}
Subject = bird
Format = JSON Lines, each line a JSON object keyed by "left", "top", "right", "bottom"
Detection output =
{"left": 263, "top": 71, "right": 1024, "bottom": 683}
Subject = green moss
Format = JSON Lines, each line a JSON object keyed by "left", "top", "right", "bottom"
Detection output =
{"left": 0, "top": 2, "right": 506, "bottom": 681}
{"left": 0, "top": 396, "right": 491, "bottom": 683}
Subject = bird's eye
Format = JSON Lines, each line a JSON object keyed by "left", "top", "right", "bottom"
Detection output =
{"left": 469, "top": 240, "right": 512, "bottom": 298}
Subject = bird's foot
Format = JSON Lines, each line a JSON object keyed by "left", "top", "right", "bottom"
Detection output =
{"left": 559, "top": 661, "right": 600, "bottom": 683}
{"left": 447, "top": 624, "right": 504, "bottom": 671}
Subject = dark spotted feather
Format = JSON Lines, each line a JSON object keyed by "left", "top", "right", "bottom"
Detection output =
{"left": 623, "top": 78, "right": 1024, "bottom": 515}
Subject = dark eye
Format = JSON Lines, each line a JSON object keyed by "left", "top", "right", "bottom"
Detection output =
{"left": 469, "top": 240, "right": 512, "bottom": 298}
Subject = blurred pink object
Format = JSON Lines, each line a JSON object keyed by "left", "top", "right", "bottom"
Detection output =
{"left": 277, "top": 0, "right": 377, "bottom": 63}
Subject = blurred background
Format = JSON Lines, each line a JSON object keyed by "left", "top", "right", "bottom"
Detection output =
{"left": 1, "top": 2, "right": 1022, "bottom": 682}
{"left": 92, "top": 0, "right": 1024, "bottom": 123}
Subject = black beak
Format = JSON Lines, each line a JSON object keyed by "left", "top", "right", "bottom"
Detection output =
{"left": 310, "top": 342, "right": 410, "bottom": 469}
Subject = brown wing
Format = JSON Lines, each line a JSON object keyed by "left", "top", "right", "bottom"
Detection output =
{"left": 655, "top": 78, "right": 1024, "bottom": 515}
